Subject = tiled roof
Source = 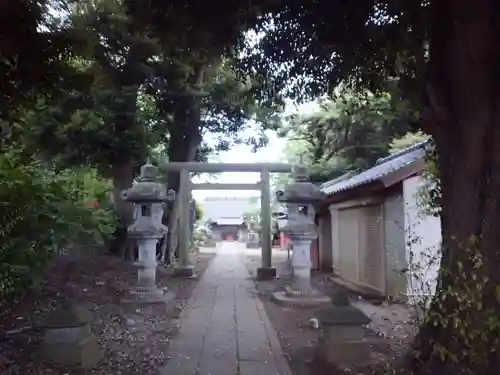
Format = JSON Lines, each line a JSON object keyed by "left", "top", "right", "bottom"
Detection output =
{"left": 321, "top": 140, "right": 429, "bottom": 196}
{"left": 320, "top": 171, "right": 358, "bottom": 190}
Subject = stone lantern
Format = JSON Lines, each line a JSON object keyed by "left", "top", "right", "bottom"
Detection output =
{"left": 246, "top": 229, "right": 260, "bottom": 249}
{"left": 272, "top": 162, "right": 331, "bottom": 306}
{"left": 121, "top": 159, "right": 176, "bottom": 303}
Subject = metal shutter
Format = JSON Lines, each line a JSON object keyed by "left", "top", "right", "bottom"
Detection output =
{"left": 359, "top": 205, "right": 385, "bottom": 292}
{"left": 338, "top": 208, "right": 361, "bottom": 285}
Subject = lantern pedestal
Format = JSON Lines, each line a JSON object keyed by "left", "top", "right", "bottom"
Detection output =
{"left": 272, "top": 239, "right": 331, "bottom": 307}
{"left": 122, "top": 235, "right": 175, "bottom": 305}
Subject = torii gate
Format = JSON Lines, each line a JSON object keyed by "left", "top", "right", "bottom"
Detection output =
{"left": 160, "top": 162, "right": 293, "bottom": 280}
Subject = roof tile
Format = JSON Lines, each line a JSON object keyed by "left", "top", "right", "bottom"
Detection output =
{"left": 321, "top": 141, "right": 428, "bottom": 195}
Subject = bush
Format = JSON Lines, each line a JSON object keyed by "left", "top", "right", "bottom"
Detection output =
{"left": 0, "top": 148, "right": 117, "bottom": 301}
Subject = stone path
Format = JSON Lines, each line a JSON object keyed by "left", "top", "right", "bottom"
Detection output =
{"left": 160, "top": 242, "right": 292, "bottom": 375}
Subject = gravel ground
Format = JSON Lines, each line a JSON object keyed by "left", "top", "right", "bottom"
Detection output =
{"left": 0, "top": 248, "right": 216, "bottom": 375}
{"left": 244, "top": 249, "right": 417, "bottom": 375}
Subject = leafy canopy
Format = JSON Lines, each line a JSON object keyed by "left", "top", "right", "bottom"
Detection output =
{"left": 278, "top": 89, "right": 412, "bottom": 183}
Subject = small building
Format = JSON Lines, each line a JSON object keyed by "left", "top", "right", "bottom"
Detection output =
{"left": 316, "top": 141, "right": 441, "bottom": 301}
{"left": 209, "top": 218, "right": 247, "bottom": 241}
{"left": 200, "top": 197, "right": 255, "bottom": 241}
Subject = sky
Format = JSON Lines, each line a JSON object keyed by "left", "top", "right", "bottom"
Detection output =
{"left": 192, "top": 130, "right": 285, "bottom": 199}
{"left": 192, "top": 100, "right": 320, "bottom": 200}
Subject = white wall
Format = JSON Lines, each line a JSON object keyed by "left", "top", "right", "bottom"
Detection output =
{"left": 200, "top": 197, "right": 254, "bottom": 224}
{"left": 403, "top": 175, "right": 441, "bottom": 301}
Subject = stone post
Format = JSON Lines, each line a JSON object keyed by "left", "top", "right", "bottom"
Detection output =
{"left": 271, "top": 163, "right": 331, "bottom": 307}
{"left": 39, "top": 305, "right": 103, "bottom": 369}
{"left": 315, "top": 292, "right": 372, "bottom": 366}
{"left": 121, "top": 160, "right": 176, "bottom": 303}
{"left": 174, "top": 168, "right": 196, "bottom": 277}
{"left": 257, "top": 168, "right": 277, "bottom": 280}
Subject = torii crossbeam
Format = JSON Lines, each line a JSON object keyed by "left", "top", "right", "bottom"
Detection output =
{"left": 160, "top": 163, "right": 293, "bottom": 280}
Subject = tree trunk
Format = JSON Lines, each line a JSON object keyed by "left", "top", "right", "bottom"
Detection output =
{"left": 157, "top": 62, "right": 218, "bottom": 263}
{"left": 159, "top": 106, "right": 202, "bottom": 264}
{"left": 404, "top": 1, "right": 500, "bottom": 374}
{"left": 108, "top": 160, "right": 136, "bottom": 258}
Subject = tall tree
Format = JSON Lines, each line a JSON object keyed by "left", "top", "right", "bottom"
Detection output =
{"left": 0, "top": 0, "right": 74, "bottom": 144}
{"left": 20, "top": 1, "right": 284, "bottom": 259}
{"left": 149, "top": 56, "right": 283, "bottom": 258}
{"left": 18, "top": 0, "right": 160, "bottom": 255}
{"left": 69, "top": 0, "right": 158, "bottom": 216}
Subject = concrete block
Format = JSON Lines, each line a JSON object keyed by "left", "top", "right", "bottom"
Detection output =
{"left": 40, "top": 334, "right": 103, "bottom": 369}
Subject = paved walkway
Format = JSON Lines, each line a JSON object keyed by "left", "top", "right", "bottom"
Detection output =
{"left": 160, "top": 242, "right": 292, "bottom": 375}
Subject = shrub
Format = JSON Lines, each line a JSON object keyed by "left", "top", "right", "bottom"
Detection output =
{"left": 415, "top": 142, "right": 441, "bottom": 217}
{"left": 191, "top": 227, "right": 208, "bottom": 252}
{"left": 0, "top": 147, "right": 117, "bottom": 301}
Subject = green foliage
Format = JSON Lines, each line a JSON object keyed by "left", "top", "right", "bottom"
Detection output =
{"left": 191, "top": 225, "right": 210, "bottom": 252}
{"left": 21, "top": 80, "right": 155, "bottom": 173}
{"left": 278, "top": 90, "right": 411, "bottom": 184}
{"left": 202, "top": 59, "right": 285, "bottom": 150}
{"left": 0, "top": 0, "right": 74, "bottom": 138}
{"left": 153, "top": 56, "right": 285, "bottom": 161}
{"left": 16, "top": 0, "right": 162, "bottom": 179}
{"left": 411, "top": 239, "right": 500, "bottom": 374}
{"left": 416, "top": 142, "right": 441, "bottom": 217}
{"left": 125, "top": 0, "right": 268, "bottom": 64}
{"left": 194, "top": 201, "right": 203, "bottom": 221}
{"left": 77, "top": 167, "right": 113, "bottom": 202}
{"left": 240, "top": 3, "right": 428, "bottom": 106}
{"left": 243, "top": 210, "right": 260, "bottom": 227}
{"left": 0, "top": 147, "right": 117, "bottom": 301}
{"left": 390, "top": 131, "right": 429, "bottom": 154}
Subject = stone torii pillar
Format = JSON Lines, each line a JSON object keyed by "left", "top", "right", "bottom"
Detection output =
{"left": 257, "top": 168, "right": 275, "bottom": 280}
{"left": 174, "top": 168, "right": 196, "bottom": 278}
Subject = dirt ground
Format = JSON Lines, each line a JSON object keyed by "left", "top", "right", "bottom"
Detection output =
{"left": 244, "top": 248, "right": 417, "bottom": 375}
{"left": 0, "top": 247, "right": 216, "bottom": 375}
